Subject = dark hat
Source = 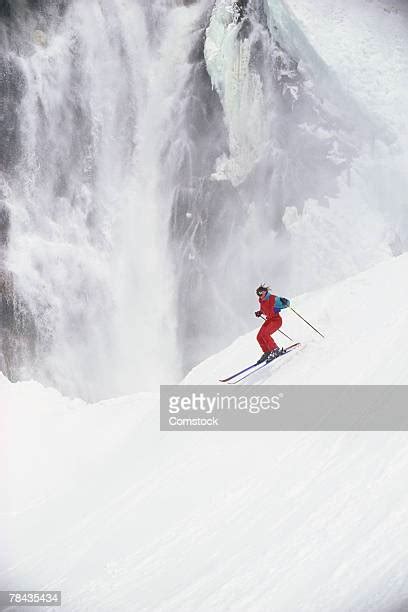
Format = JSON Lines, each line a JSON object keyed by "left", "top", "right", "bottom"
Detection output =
{"left": 256, "top": 284, "right": 269, "bottom": 296}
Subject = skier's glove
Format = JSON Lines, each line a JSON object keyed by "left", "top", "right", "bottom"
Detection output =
{"left": 280, "top": 297, "right": 290, "bottom": 307}
{"left": 255, "top": 310, "right": 262, "bottom": 317}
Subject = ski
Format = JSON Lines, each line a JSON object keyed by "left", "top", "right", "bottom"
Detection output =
{"left": 219, "top": 343, "right": 300, "bottom": 383}
{"left": 229, "top": 343, "right": 301, "bottom": 384}
{"left": 219, "top": 361, "right": 261, "bottom": 383}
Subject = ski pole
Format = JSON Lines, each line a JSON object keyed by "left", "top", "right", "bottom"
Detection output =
{"left": 290, "top": 307, "right": 325, "bottom": 338}
{"left": 260, "top": 315, "right": 294, "bottom": 342}
{"left": 278, "top": 328, "right": 294, "bottom": 342}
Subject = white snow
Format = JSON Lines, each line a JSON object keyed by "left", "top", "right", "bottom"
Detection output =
{"left": 279, "top": 0, "right": 408, "bottom": 136}
{"left": 3, "top": 255, "right": 408, "bottom": 611}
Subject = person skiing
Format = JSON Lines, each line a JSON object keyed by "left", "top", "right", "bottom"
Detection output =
{"left": 255, "top": 284, "right": 290, "bottom": 364}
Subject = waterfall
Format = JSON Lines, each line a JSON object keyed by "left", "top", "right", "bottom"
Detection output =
{"left": 0, "top": 0, "right": 214, "bottom": 400}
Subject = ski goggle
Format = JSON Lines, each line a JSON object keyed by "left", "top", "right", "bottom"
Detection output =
{"left": 256, "top": 288, "right": 266, "bottom": 296}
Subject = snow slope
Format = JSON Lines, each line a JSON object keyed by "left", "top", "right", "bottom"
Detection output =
{"left": 3, "top": 255, "right": 408, "bottom": 611}
{"left": 280, "top": 0, "right": 408, "bottom": 136}
{"left": 184, "top": 253, "right": 408, "bottom": 385}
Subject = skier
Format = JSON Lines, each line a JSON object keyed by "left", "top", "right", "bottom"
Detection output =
{"left": 255, "top": 284, "right": 290, "bottom": 364}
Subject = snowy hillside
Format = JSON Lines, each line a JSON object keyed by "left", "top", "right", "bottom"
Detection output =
{"left": 3, "top": 255, "right": 408, "bottom": 611}
{"left": 184, "top": 253, "right": 408, "bottom": 385}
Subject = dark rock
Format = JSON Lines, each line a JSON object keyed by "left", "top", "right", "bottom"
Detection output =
{"left": 27, "top": 0, "right": 69, "bottom": 15}
{"left": 235, "top": 0, "right": 249, "bottom": 21}
{"left": 0, "top": 0, "right": 11, "bottom": 19}
{"left": 0, "top": 203, "right": 10, "bottom": 249}
{"left": 0, "top": 58, "right": 25, "bottom": 172}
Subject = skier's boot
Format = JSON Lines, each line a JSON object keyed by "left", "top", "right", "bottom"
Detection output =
{"left": 257, "top": 351, "right": 271, "bottom": 365}
{"left": 266, "top": 347, "right": 285, "bottom": 363}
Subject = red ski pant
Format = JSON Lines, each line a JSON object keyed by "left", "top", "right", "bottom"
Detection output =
{"left": 257, "top": 316, "right": 282, "bottom": 352}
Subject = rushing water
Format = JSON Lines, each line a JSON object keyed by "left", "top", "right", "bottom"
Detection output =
{"left": 0, "top": 0, "right": 404, "bottom": 399}
{"left": 0, "top": 0, "right": 199, "bottom": 399}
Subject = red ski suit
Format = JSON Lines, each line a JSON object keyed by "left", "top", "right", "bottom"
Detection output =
{"left": 257, "top": 294, "right": 282, "bottom": 352}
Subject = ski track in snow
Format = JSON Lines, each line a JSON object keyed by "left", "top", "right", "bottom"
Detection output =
{"left": 2, "top": 255, "right": 408, "bottom": 611}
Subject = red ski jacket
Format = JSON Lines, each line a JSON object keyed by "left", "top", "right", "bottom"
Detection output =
{"left": 259, "top": 293, "right": 285, "bottom": 320}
